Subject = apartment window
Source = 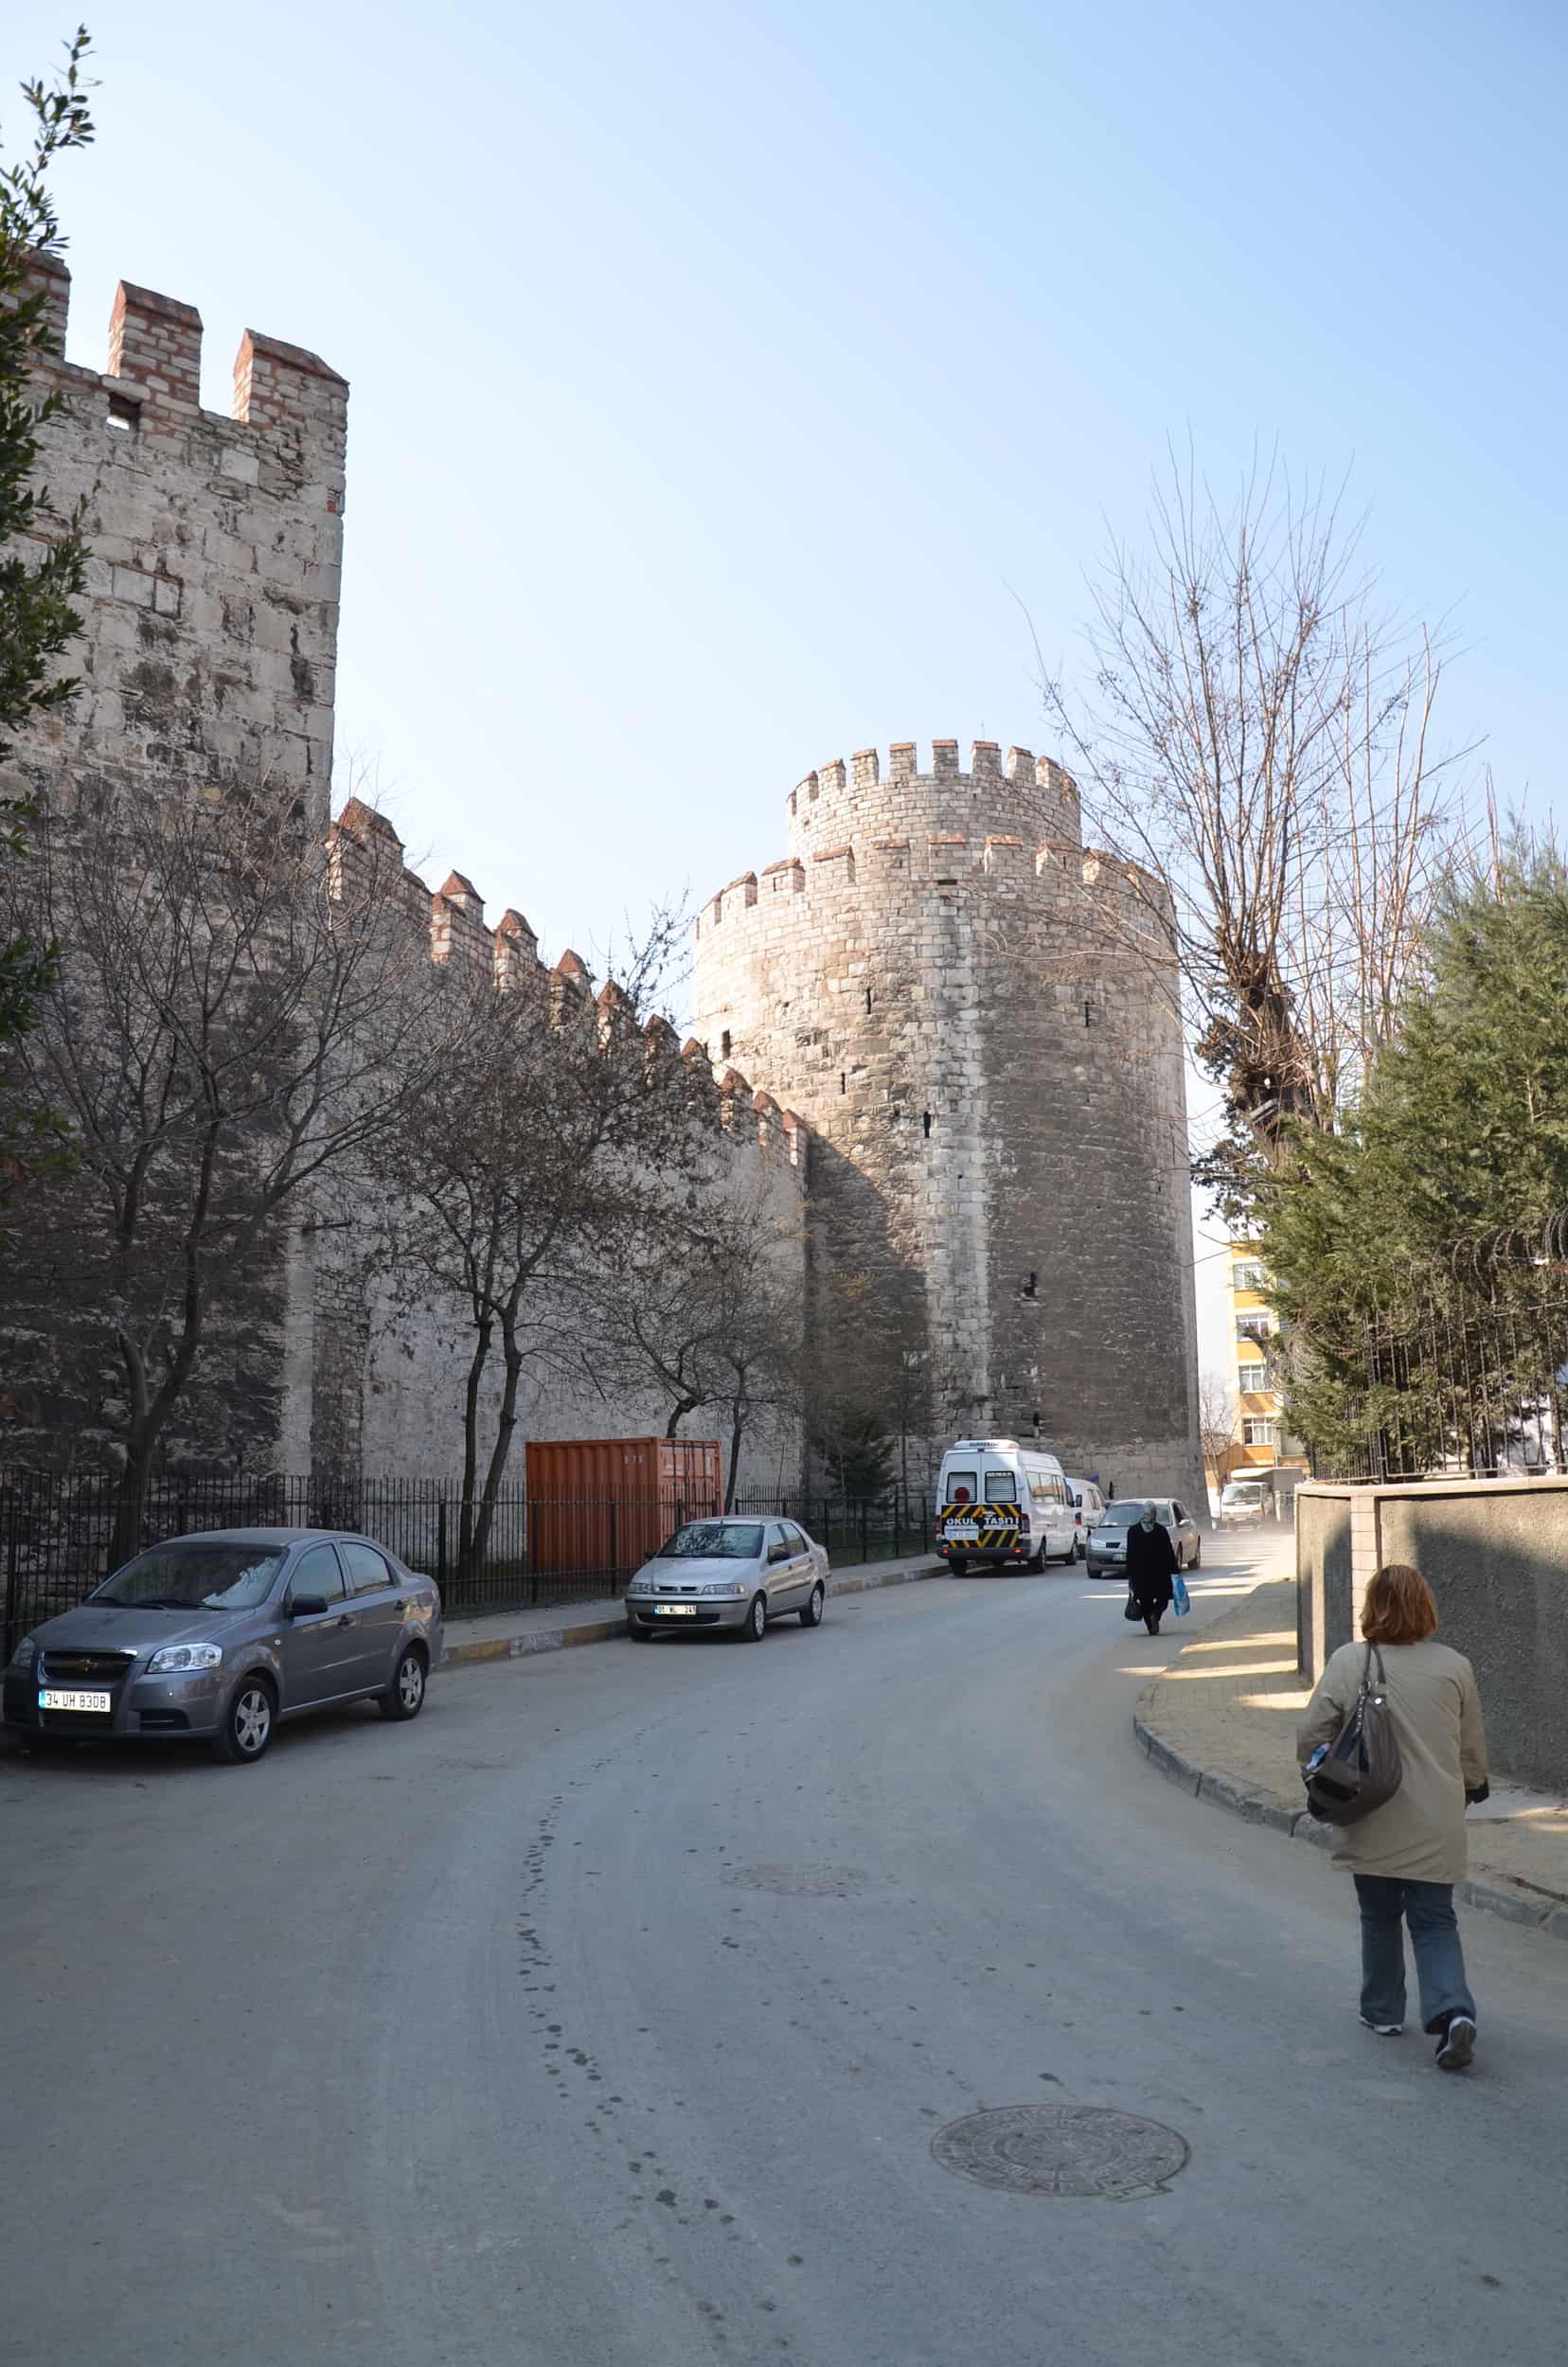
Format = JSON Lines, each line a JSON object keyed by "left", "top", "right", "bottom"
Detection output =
{"left": 1237, "top": 1313, "right": 1272, "bottom": 1344}
{"left": 1243, "top": 1417, "right": 1278, "bottom": 1448}
{"left": 1233, "top": 1260, "right": 1266, "bottom": 1292}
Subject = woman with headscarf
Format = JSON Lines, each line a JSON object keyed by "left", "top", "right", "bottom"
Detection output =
{"left": 1124, "top": 1502, "right": 1177, "bottom": 1634}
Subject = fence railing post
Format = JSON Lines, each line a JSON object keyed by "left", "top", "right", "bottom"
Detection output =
{"left": 2, "top": 1486, "right": 20, "bottom": 1667}
{"left": 437, "top": 1498, "right": 448, "bottom": 1593}
{"left": 860, "top": 1499, "right": 868, "bottom": 1564}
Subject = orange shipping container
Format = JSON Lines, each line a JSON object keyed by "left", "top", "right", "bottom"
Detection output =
{"left": 524, "top": 1437, "right": 723, "bottom": 1582}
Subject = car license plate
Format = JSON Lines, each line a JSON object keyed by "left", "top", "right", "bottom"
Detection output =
{"left": 655, "top": 1603, "right": 696, "bottom": 1616}
{"left": 947, "top": 1524, "right": 979, "bottom": 1542}
{"left": 39, "top": 1688, "right": 111, "bottom": 1712}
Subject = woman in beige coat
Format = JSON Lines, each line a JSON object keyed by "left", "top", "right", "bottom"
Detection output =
{"left": 1297, "top": 1563, "right": 1489, "bottom": 2072}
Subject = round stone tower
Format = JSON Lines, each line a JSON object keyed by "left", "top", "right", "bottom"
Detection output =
{"left": 691, "top": 739, "right": 1203, "bottom": 1502}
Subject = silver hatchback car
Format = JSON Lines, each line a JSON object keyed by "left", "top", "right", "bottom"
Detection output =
{"left": 624, "top": 1516, "right": 829, "bottom": 1642}
{"left": 1085, "top": 1498, "right": 1202, "bottom": 1578}
{"left": 2, "top": 1528, "right": 443, "bottom": 1765}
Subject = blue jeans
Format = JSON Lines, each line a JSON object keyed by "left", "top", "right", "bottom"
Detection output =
{"left": 1353, "top": 1875, "right": 1475, "bottom": 2033}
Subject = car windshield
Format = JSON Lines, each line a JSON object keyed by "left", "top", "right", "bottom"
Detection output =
{"left": 1097, "top": 1502, "right": 1151, "bottom": 1527}
{"left": 1222, "top": 1485, "right": 1261, "bottom": 1502}
{"left": 91, "top": 1540, "right": 285, "bottom": 1611}
{"left": 658, "top": 1522, "right": 764, "bottom": 1560}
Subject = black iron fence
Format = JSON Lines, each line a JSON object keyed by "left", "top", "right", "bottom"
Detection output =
{"left": 1327, "top": 1292, "right": 1568, "bottom": 1482}
{"left": 0, "top": 1469, "right": 935, "bottom": 1662}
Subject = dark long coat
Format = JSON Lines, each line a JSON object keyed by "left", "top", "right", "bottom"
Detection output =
{"left": 1125, "top": 1514, "right": 1177, "bottom": 1611}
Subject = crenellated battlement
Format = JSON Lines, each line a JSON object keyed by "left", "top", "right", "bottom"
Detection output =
{"left": 780, "top": 737, "right": 1080, "bottom": 867}
{"left": 25, "top": 255, "right": 347, "bottom": 455}
{"left": 328, "top": 799, "right": 806, "bottom": 1174}
{"left": 10, "top": 253, "right": 349, "bottom": 839}
{"left": 692, "top": 733, "right": 1162, "bottom": 953}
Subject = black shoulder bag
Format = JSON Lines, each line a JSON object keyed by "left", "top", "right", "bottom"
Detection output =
{"left": 1304, "top": 1643, "right": 1404, "bottom": 1825}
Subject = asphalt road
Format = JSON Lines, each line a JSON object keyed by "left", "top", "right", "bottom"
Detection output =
{"left": 5, "top": 1539, "right": 1566, "bottom": 2367}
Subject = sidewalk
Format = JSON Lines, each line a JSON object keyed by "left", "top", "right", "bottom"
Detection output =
{"left": 438, "top": 1551, "right": 943, "bottom": 1668}
{"left": 1134, "top": 1577, "right": 1568, "bottom": 1943}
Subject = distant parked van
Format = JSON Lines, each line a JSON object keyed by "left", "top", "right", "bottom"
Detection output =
{"left": 1064, "top": 1476, "right": 1105, "bottom": 1561}
{"left": 935, "top": 1440, "right": 1077, "bottom": 1574}
{"left": 1218, "top": 1477, "right": 1270, "bottom": 1527}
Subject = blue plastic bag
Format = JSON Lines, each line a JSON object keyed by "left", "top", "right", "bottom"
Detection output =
{"left": 1172, "top": 1571, "right": 1191, "bottom": 1617}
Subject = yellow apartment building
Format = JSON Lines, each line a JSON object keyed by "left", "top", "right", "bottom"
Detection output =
{"left": 1228, "top": 1242, "right": 1309, "bottom": 1476}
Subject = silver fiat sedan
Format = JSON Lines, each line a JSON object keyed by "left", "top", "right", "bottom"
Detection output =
{"left": 624, "top": 1517, "right": 829, "bottom": 1643}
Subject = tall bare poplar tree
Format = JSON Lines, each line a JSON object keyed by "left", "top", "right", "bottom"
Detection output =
{"left": 1042, "top": 452, "right": 1471, "bottom": 1209}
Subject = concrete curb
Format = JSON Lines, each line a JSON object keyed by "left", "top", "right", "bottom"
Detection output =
{"left": 438, "top": 1558, "right": 943, "bottom": 1672}
{"left": 1132, "top": 1689, "right": 1568, "bottom": 1945}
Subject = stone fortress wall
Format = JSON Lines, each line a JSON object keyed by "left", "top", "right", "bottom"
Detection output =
{"left": 314, "top": 802, "right": 806, "bottom": 1483}
{"left": 3, "top": 257, "right": 346, "bottom": 838}
{"left": 2, "top": 261, "right": 804, "bottom": 1489}
{"left": 691, "top": 741, "right": 1205, "bottom": 1505}
{"left": 5, "top": 258, "right": 1199, "bottom": 1504}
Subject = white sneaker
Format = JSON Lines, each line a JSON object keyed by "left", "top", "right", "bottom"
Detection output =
{"left": 1436, "top": 2014, "right": 1476, "bottom": 2071}
{"left": 1360, "top": 2015, "right": 1403, "bottom": 2036}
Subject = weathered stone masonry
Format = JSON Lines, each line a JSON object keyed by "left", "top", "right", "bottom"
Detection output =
{"left": 1, "top": 263, "right": 347, "bottom": 1470}
{"left": 4, "top": 257, "right": 346, "bottom": 837}
{"left": 2, "top": 262, "right": 806, "bottom": 1485}
{"left": 691, "top": 740, "right": 1204, "bottom": 1503}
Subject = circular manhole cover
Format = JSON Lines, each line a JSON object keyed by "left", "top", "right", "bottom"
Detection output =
{"left": 931, "top": 2105, "right": 1189, "bottom": 2200}
{"left": 722, "top": 1863, "right": 869, "bottom": 1896}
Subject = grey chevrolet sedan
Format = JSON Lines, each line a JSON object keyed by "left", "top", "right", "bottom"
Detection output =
{"left": 2, "top": 1528, "right": 443, "bottom": 1766}
{"left": 624, "top": 1517, "right": 829, "bottom": 1642}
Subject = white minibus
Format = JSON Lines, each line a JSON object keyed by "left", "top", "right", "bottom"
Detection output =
{"left": 934, "top": 1439, "right": 1078, "bottom": 1574}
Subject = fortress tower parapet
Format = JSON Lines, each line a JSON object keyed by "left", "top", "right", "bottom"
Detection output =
{"left": 692, "top": 738, "right": 1201, "bottom": 1499}
{"left": 8, "top": 258, "right": 347, "bottom": 838}
{"left": 782, "top": 739, "right": 1080, "bottom": 867}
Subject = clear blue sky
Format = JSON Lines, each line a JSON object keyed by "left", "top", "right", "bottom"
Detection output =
{"left": 12, "top": 0, "right": 1566, "bottom": 1375}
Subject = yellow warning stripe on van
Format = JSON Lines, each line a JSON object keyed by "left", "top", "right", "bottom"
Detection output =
{"left": 938, "top": 1501, "right": 1022, "bottom": 1551}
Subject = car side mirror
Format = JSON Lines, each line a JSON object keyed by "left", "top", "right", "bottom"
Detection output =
{"left": 289, "top": 1593, "right": 328, "bottom": 1618}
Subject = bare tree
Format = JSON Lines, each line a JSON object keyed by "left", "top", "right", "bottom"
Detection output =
{"left": 1041, "top": 451, "right": 1474, "bottom": 1201}
{"left": 376, "top": 915, "right": 707, "bottom": 1578}
{"left": 585, "top": 1173, "right": 803, "bottom": 1490}
{"left": 1, "top": 778, "right": 461, "bottom": 1555}
{"left": 1197, "top": 1368, "right": 1238, "bottom": 1488}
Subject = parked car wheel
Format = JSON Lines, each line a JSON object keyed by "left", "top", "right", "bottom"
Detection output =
{"left": 628, "top": 1619, "right": 653, "bottom": 1642}
{"left": 739, "top": 1593, "right": 767, "bottom": 1642}
{"left": 1188, "top": 1539, "right": 1202, "bottom": 1569}
{"left": 212, "top": 1673, "right": 276, "bottom": 1766}
{"left": 948, "top": 1556, "right": 969, "bottom": 1575}
{"left": 1025, "top": 1541, "right": 1047, "bottom": 1573}
{"left": 379, "top": 1644, "right": 428, "bottom": 1721}
{"left": 799, "top": 1581, "right": 826, "bottom": 1628}
{"left": 1075, "top": 1535, "right": 1087, "bottom": 1562}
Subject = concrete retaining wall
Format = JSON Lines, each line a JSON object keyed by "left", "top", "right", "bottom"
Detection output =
{"left": 1297, "top": 1477, "right": 1568, "bottom": 1791}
